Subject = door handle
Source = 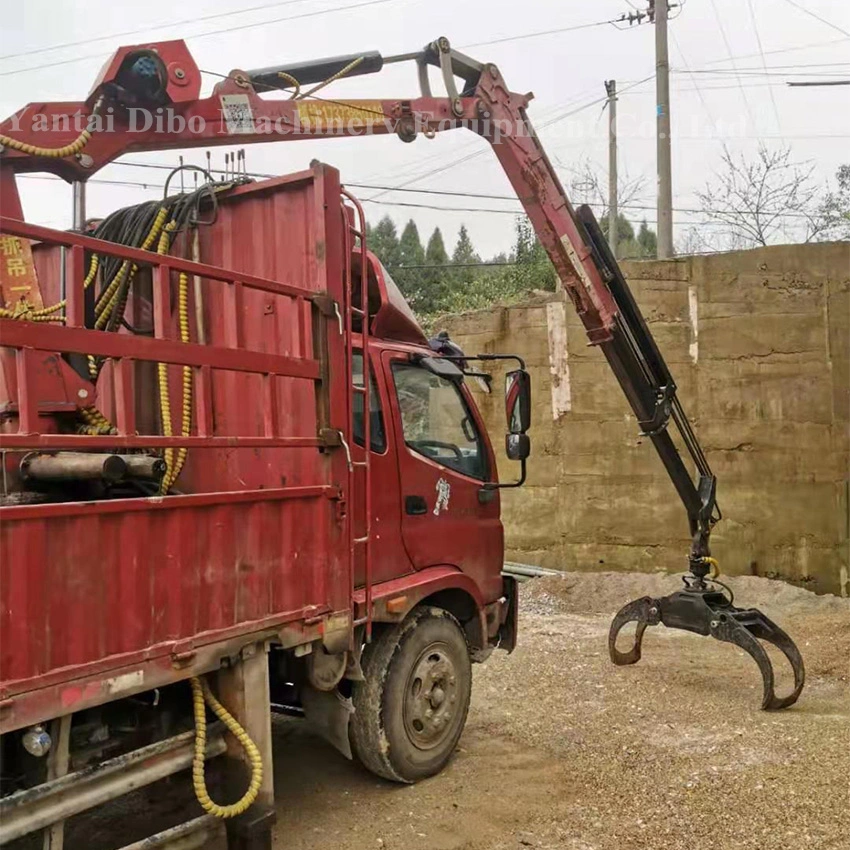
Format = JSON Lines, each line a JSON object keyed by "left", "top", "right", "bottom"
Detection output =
{"left": 405, "top": 495, "right": 427, "bottom": 515}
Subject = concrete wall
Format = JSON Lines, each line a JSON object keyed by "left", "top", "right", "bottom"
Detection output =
{"left": 443, "top": 242, "right": 850, "bottom": 596}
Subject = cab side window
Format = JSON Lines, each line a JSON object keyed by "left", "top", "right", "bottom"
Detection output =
{"left": 392, "top": 363, "right": 486, "bottom": 480}
{"left": 353, "top": 352, "right": 386, "bottom": 453}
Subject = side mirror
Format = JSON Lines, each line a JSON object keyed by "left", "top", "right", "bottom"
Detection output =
{"left": 506, "top": 433, "right": 531, "bottom": 462}
{"left": 505, "top": 369, "right": 531, "bottom": 434}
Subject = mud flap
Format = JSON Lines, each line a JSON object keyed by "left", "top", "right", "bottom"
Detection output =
{"left": 301, "top": 686, "right": 355, "bottom": 759}
{"left": 496, "top": 575, "right": 519, "bottom": 654}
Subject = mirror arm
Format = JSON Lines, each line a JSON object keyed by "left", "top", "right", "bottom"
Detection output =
{"left": 441, "top": 353, "right": 527, "bottom": 370}
{"left": 482, "top": 458, "right": 527, "bottom": 490}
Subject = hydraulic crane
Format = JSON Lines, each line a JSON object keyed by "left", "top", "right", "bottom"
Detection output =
{"left": 0, "top": 36, "right": 804, "bottom": 710}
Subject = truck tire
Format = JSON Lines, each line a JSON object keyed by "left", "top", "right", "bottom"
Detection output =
{"left": 350, "top": 605, "right": 472, "bottom": 783}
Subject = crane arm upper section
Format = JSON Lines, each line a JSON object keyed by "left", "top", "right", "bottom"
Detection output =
{"left": 0, "top": 36, "right": 717, "bottom": 560}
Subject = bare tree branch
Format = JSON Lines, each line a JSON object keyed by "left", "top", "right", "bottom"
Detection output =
{"left": 696, "top": 145, "right": 836, "bottom": 249}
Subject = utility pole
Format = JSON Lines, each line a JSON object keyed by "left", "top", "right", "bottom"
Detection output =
{"left": 650, "top": 0, "right": 674, "bottom": 258}
{"left": 71, "top": 182, "right": 86, "bottom": 231}
{"left": 605, "top": 79, "right": 618, "bottom": 259}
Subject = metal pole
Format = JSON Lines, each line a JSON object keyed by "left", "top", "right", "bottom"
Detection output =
{"left": 71, "top": 181, "right": 86, "bottom": 231}
{"left": 653, "top": 0, "right": 674, "bottom": 258}
{"left": 605, "top": 79, "right": 618, "bottom": 260}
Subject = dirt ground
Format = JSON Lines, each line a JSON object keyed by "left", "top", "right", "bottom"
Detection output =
{"left": 272, "top": 572, "right": 850, "bottom": 850}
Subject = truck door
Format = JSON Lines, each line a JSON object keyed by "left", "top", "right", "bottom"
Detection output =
{"left": 382, "top": 351, "right": 503, "bottom": 598}
{"left": 352, "top": 350, "right": 413, "bottom": 587}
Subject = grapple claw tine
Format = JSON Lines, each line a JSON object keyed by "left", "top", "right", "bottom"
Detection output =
{"left": 709, "top": 609, "right": 806, "bottom": 710}
{"left": 608, "top": 596, "right": 661, "bottom": 666}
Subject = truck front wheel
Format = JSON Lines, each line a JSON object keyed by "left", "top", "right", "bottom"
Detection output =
{"left": 350, "top": 606, "right": 472, "bottom": 783}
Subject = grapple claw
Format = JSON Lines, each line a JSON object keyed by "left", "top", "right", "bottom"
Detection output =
{"left": 608, "top": 596, "right": 661, "bottom": 665}
{"left": 709, "top": 608, "right": 805, "bottom": 710}
{"left": 607, "top": 583, "right": 806, "bottom": 710}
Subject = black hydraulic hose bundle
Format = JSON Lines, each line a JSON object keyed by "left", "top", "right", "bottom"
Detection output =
{"left": 84, "top": 168, "right": 219, "bottom": 377}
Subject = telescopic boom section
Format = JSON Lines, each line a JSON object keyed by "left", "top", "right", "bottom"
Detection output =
{"left": 469, "top": 64, "right": 719, "bottom": 567}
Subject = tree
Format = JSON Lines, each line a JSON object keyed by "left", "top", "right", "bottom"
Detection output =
{"left": 395, "top": 219, "right": 426, "bottom": 302}
{"left": 819, "top": 164, "right": 850, "bottom": 240}
{"left": 566, "top": 157, "right": 646, "bottom": 216}
{"left": 597, "top": 214, "right": 657, "bottom": 259}
{"left": 450, "top": 224, "right": 481, "bottom": 288}
{"left": 367, "top": 215, "right": 401, "bottom": 269}
{"left": 636, "top": 220, "right": 657, "bottom": 258}
{"left": 511, "top": 216, "right": 557, "bottom": 291}
{"left": 417, "top": 227, "right": 449, "bottom": 313}
{"left": 599, "top": 213, "right": 635, "bottom": 247}
{"left": 696, "top": 145, "right": 834, "bottom": 248}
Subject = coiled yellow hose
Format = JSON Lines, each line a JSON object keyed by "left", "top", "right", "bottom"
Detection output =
{"left": 94, "top": 207, "right": 169, "bottom": 330}
{"left": 277, "top": 71, "right": 301, "bottom": 99}
{"left": 77, "top": 405, "right": 116, "bottom": 435}
{"left": 155, "top": 221, "right": 193, "bottom": 492}
{"left": 190, "top": 676, "right": 263, "bottom": 819}
{"left": 2, "top": 252, "right": 100, "bottom": 324}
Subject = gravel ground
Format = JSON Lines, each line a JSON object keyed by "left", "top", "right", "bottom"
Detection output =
{"left": 16, "top": 572, "right": 845, "bottom": 850}
{"left": 272, "top": 572, "right": 850, "bottom": 850}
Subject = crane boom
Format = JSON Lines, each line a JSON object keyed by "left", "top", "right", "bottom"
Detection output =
{"left": 0, "top": 35, "right": 804, "bottom": 709}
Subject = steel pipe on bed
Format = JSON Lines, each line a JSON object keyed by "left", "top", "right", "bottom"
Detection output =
{"left": 20, "top": 451, "right": 128, "bottom": 483}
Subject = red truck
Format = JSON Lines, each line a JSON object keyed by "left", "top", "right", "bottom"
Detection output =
{"left": 0, "top": 36, "right": 803, "bottom": 850}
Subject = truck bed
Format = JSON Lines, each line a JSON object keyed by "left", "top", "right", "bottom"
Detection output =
{"left": 0, "top": 164, "right": 354, "bottom": 732}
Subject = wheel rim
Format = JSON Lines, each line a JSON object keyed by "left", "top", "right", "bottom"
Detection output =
{"left": 402, "top": 641, "right": 461, "bottom": 751}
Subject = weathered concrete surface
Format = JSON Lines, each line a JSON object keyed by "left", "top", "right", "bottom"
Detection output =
{"left": 443, "top": 243, "right": 850, "bottom": 595}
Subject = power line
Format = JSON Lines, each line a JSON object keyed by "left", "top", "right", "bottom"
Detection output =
{"left": 363, "top": 74, "right": 655, "bottom": 202}
{"left": 748, "top": 0, "right": 787, "bottom": 135}
{"left": 0, "top": 0, "right": 395, "bottom": 78}
{"left": 683, "top": 64, "right": 850, "bottom": 74}
{"left": 780, "top": 0, "right": 850, "bottom": 38}
{"left": 787, "top": 79, "right": 850, "bottom": 87}
{"left": 699, "top": 35, "right": 850, "bottom": 67}
{"left": 461, "top": 16, "right": 634, "bottom": 49}
{"left": 708, "top": 0, "right": 757, "bottom": 129}
{"left": 670, "top": 28, "right": 718, "bottom": 129}
{"left": 0, "top": 0, "right": 319, "bottom": 62}
{"left": 16, "top": 172, "right": 826, "bottom": 221}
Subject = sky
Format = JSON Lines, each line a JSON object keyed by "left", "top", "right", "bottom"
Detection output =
{"left": 2, "top": 0, "right": 849, "bottom": 257}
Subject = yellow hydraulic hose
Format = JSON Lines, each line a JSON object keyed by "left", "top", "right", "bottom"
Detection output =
{"left": 2, "top": 252, "right": 100, "bottom": 324}
{"left": 155, "top": 221, "right": 193, "bottom": 492}
{"left": 0, "top": 98, "right": 102, "bottom": 158}
{"left": 26, "top": 253, "right": 101, "bottom": 320}
{"left": 277, "top": 71, "right": 301, "bottom": 99}
{"left": 703, "top": 556, "right": 721, "bottom": 579}
{"left": 297, "top": 56, "right": 364, "bottom": 100}
{"left": 77, "top": 405, "right": 116, "bottom": 436}
{"left": 94, "top": 207, "right": 169, "bottom": 330}
{"left": 190, "top": 676, "right": 263, "bottom": 819}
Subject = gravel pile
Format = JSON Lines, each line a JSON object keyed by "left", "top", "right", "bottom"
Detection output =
{"left": 469, "top": 571, "right": 850, "bottom": 850}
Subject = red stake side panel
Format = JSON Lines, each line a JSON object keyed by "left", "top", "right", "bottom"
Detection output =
{"left": 0, "top": 165, "right": 353, "bottom": 732}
